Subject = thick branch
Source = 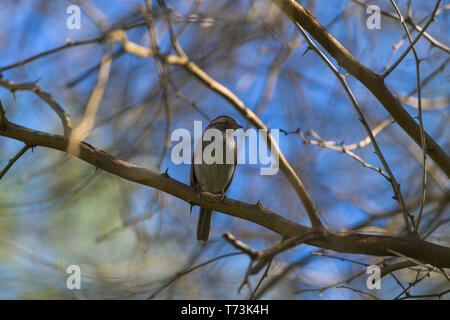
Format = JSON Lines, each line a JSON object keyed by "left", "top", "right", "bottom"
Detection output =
{"left": 1, "top": 120, "right": 449, "bottom": 267}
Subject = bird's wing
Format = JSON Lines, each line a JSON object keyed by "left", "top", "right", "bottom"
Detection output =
{"left": 223, "top": 143, "right": 237, "bottom": 193}
{"left": 190, "top": 149, "right": 197, "bottom": 188}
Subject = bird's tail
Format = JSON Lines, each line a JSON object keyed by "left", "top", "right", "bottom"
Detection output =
{"left": 197, "top": 208, "right": 213, "bottom": 241}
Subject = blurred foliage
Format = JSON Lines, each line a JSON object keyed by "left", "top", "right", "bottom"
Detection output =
{"left": 0, "top": 0, "right": 448, "bottom": 299}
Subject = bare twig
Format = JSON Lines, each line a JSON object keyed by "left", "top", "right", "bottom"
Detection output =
{"left": 382, "top": 0, "right": 442, "bottom": 78}
{"left": 66, "top": 48, "right": 125, "bottom": 88}
{"left": 223, "top": 230, "right": 319, "bottom": 293}
{"left": 398, "top": 289, "right": 450, "bottom": 300}
{"left": 311, "top": 251, "right": 369, "bottom": 267}
{"left": 249, "top": 259, "right": 272, "bottom": 300}
{"left": 254, "top": 255, "right": 313, "bottom": 299}
{"left": 281, "top": 124, "right": 390, "bottom": 180}
{"left": 389, "top": 0, "right": 428, "bottom": 234}
{"left": 381, "top": 260, "right": 417, "bottom": 278}
{"left": 390, "top": 271, "right": 409, "bottom": 298}
{"left": 223, "top": 233, "right": 259, "bottom": 259}
{"left": 423, "top": 218, "right": 450, "bottom": 240}
{"left": 148, "top": 252, "right": 243, "bottom": 299}
{"left": 0, "top": 77, "right": 72, "bottom": 137}
{"left": 393, "top": 268, "right": 432, "bottom": 299}
{"left": 386, "top": 248, "right": 431, "bottom": 271}
{"left": 336, "top": 285, "right": 380, "bottom": 300}
{"left": 0, "top": 38, "right": 103, "bottom": 73}
{"left": 250, "top": 231, "right": 319, "bottom": 274}
{"left": 0, "top": 12, "right": 148, "bottom": 73}
{"left": 0, "top": 144, "right": 32, "bottom": 180}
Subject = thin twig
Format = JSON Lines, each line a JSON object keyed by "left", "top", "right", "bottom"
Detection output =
{"left": 281, "top": 123, "right": 391, "bottom": 180}
{"left": 223, "top": 230, "right": 319, "bottom": 283}
{"left": 0, "top": 77, "right": 72, "bottom": 137}
{"left": 398, "top": 289, "right": 450, "bottom": 300}
{"left": 250, "top": 231, "right": 318, "bottom": 274}
{"left": 311, "top": 251, "right": 370, "bottom": 267}
{"left": 390, "top": 272, "right": 408, "bottom": 298}
{"left": 382, "top": 0, "right": 442, "bottom": 78}
{"left": 389, "top": 0, "right": 428, "bottom": 234}
{"left": 0, "top": 144, "right": 32, "bottom": 180}
{"left": 404, "top": 57, "right": 449, "bottom": 101}
{"left": 0, "top": 12, "right": 149, "bottom": 73}
{"left": 0, "top": 38, "right": 103, "bottom": 73}
{"left": 223, "top": 233, "right": 259, "bottom": 259}
{"left": 336, "top": 285, "right": 380, "bottom": 300}
{"left": 148, "top": 252, "right": 243, "bottom": 299}
{"left": 386, "top": 248, "right": 431, "bottom": 271}
{"left": 393, "top": 268, "right": 432, "bottom": 299}
{"left": 381, "top": 260, "right": 417, "bottom": 278}
{"left": 249, "top": 259, "right": 272, "bottom": 300}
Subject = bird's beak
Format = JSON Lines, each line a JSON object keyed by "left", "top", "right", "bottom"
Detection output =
{"left": 236, "top": 123, "right": 243, "bottom": 129}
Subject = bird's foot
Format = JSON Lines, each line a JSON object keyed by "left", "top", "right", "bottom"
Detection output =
{"left": 215, "top": 190, "right": 226, "bottom": 202}
{"left": 194, "top": 184, "right": 202, "bottom": 195}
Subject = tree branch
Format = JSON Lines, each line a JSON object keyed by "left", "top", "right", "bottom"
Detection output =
{"left": 383, "top": 0, "right": 443, "bottom": 77}
{"left": 1, "top": 120, "right": 449, "bottom": 268}
{"left": 281, "top": 125, "right": 390, "bottom": 180}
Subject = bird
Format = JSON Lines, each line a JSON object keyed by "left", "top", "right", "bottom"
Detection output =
{"left": 190, "top": 115, "right": 242, "bottom": 241}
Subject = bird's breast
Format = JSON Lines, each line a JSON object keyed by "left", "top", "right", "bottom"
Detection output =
{"left": 194, "top": 135, "right": 236, "bottom": 193}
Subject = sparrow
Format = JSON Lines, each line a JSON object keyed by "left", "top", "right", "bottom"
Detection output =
{"left": 190, "top": 115, "right": 243, "bottom": 241}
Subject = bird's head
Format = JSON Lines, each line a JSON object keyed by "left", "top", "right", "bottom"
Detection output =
{"left": 208, "top": 115, "right": 243, "bottom": 130}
